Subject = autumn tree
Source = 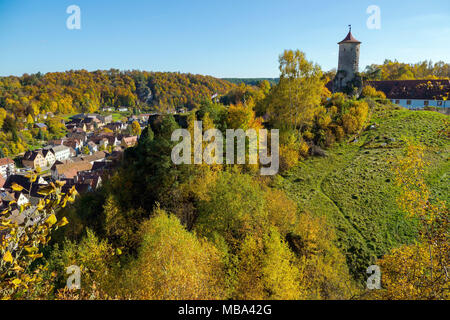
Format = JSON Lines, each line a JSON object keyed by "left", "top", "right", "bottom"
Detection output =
{"left": 267, "top": 50, "right": 325, "bottom": 131}
{"left": 0, "top": 173, "right": 74, "bottom": 299}
{"left": 235, "top": 229, "right": 302, "bottom": 300}
{"left": 130, "top": 120, "right": 141, "bottom": 136}
{"left": 118, "top": 208, "right": 226, "bottom": 300}
{"left": 368, "top": 144, "right": 449, "bottom": 300}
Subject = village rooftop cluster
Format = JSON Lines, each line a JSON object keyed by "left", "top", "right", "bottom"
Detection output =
{"left": 0, "top": 110, "right": 158, "bottom": 223}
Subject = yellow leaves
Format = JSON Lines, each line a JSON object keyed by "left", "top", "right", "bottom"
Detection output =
{"left": 46, "top": 214, "right": 57, "bottom": 226}
{"left": 11, "top": 278, "right": 21, "bottom": 286}
{"left": 27, "top": 253, "right": 43, "bottom": 260}
{"left": 37, "top": 185, "right": 56, "bottom": 196}
{"left": 3, "top": 251, "right": 13, "bottom": 263}
{"left": 36, "top": 199, "right": 45, "bottom": 211}
{"left": 24, "top": 173, "right": 34, "bottom": 181}
{"left": 24, "top": 246, "right": 39, "bottom": 254}
{"left": 11, "top": 183, "right": 23, "bottom": 192}
{"left": 55, "top": 180, "right": 66, "bottom": 188}
{"left": 57, "top": 217, "right": 69, "bottom": 227}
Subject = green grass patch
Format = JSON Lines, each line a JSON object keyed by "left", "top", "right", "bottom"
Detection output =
{"left": 276, "top": 103, "right": 449, "bottom": 281}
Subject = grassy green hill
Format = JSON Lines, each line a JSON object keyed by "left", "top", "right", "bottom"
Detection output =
{"left": 275, "top": 102, "right": 449, "bottom": 280}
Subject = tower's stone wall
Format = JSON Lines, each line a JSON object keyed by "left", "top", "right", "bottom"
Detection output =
{"left": 332, "top": 31, "right": 362, "bottom": 94}
{"left": 338, "top": 42, "right": 360, "bottom": 81}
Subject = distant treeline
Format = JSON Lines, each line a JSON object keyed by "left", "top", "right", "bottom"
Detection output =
{"left": 222, "top": 78, "right": 279, "bottom": 86}
{"left": 364, "top": 60, "right": 450, "bottom": 80}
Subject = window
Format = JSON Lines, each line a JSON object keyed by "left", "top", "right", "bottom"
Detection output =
{"left": 424, "top": 101, "right": 429, "bottom": 106}
{"left": 395, "top": 100, "right": 400, "bottom": 104}
{"left": 437, "top": 101, "right": 443, "bottom": 106}
{"left": 407, "top": 100, "right": 412, "bottom": 105}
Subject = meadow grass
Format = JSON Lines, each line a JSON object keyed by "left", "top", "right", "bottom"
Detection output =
{"left": 276, "top": 103, "right": 449, "bottom": 280}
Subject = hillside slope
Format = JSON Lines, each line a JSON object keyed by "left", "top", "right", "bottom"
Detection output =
{"left": 276, "top": 102, "right": 449, "bottom": 280}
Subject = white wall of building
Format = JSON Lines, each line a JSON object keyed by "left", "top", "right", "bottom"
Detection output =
{"left": 391, "top": 99, "right": 449, "bottom": 110}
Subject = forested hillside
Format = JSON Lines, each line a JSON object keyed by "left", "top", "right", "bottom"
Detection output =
{"left": 0, "top": 70, "right": 235, "bottom": 118}
{"left": 0, "top": 70, "right": 234, "bottom": 156}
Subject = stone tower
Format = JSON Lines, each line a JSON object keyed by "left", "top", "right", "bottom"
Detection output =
{"left": 333, "top": 26, "right": 362, "bottom": 93}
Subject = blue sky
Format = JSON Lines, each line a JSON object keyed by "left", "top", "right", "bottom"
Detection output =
{"left": 0, "top": 0, "right": 449, "bottom": 77}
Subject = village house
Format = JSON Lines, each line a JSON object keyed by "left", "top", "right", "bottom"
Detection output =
{"left": 41, "top": 149, "right": 56, "bottom": 168}
{"left": 89, "top": 136, "right": 109, "bottom": 150}
{"left": 48, "top": 139, "right": 64, "bottom": 146}
{"left": 22, "top": 150, "right": 46, "bottom": 169}
{"left": 83, "top": 117, "right": 102, "bottom": 128}
{"left": 0, "top": 158, "right": 16, "bottom": 178}
{"left": 97, "top": 114, "right": 113, "bottom": 125}
{"left": 51, "top": 145, "right": 71, "bottom": 162}
{"left": 0, "top": 190, "right": 15, "bottom": 209}
{"left": 61, "top": 171, "right": 102, "bottom": 195}
{"left": 2, "top": 174, "right": 49, "bottom": 206}
{"left": 34, "top": 123, "right": 47, "bottom": 130}
{"left": 367, "top": 80, "right": 450, "bottom": 109}
{"left": 63, "top": 138, "right": 83, "bottom": 153}
{"left": 87, "top": 141, "right": 98, "bottom": 154}
{"left": 66, "top": 119, "right": 88, "bottom": 132}
{"left": 121, "top": 136, "right": 138, "bottom": 148}
{"left": 106, "top": 122, "right": 127, "bottom": 132}
{"left": 94, "top": 133, "right": 120, "bottom": 147}
{"left": 67, "top": 131, "right": 87, "bottom": 144}
{"left": 51, "top": 161, "right": 93, "bottom": 180}
{"left": 14, "top": 192, "right": 29, "bottom": 207}
{"left": 79, "top": 151, "right": 107, "bottom": 164}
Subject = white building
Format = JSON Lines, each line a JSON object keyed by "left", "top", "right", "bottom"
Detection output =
{"left": 51, "top": 145, "right": 71, "bottom": 162}
{"left": 367, "top": 80, "right": 450, "bottom": 110}
{"left": 389, "top": 99, "right": 449, "bottom": 110}
{"left": 0, "top": 158, "right": 16, "bottom": 178}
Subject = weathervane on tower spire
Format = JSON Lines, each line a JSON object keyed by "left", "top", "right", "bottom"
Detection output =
{"left": 348, "top": 24, "right": 352, "bottom": 32}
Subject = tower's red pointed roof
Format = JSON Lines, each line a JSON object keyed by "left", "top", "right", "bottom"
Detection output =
{"left": 338, "top": 31, "right": 361, "bottom": 44}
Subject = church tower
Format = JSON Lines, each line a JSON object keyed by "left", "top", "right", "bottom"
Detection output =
{"left": 333, "top": 26, "right": 362, "bottom": 93}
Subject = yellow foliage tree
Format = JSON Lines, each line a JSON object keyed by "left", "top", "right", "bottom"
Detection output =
{"left": 368, "top": 144, "right": 449, "bottom": 300}
{"left": 119, "top": 208, "right": 226, "bottom": 300}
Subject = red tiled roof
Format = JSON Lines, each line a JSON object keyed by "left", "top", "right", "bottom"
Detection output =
{"left": 367, "top": 80, "right": 450, "bottom": 100}
{"left": 338, "top": 31, "right": 361, "bottom": 44}
{"left": 0, "top": 158, "right": 14, "bottom": 166}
